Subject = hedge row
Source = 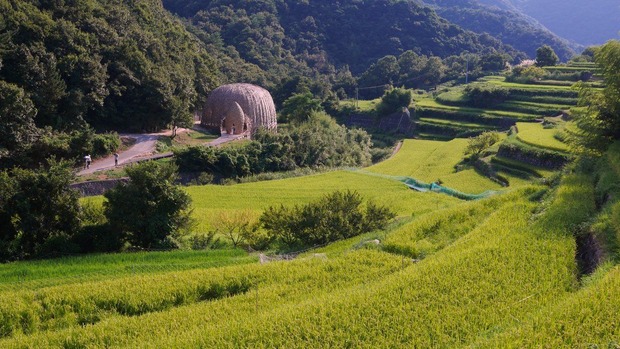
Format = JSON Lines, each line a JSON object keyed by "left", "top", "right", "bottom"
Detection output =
{"left": 416, "top": 108, "right": 517, "bottom": 128}
{"left": 497, "top": 139, "right": 572, "bottom": 170}
{"left": 416, "top": 122, "right": 488, "bottom": 138}
{"left": 507, "top": 88, "right": 578, "bottom": 99}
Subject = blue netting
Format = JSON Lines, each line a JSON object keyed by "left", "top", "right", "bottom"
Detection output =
{"left": 348, "top": 169, "right": 499, "bottom": 201}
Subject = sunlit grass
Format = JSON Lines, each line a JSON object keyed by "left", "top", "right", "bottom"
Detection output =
{"left": 516, "top": 121, "right": 570, "bottom": 152}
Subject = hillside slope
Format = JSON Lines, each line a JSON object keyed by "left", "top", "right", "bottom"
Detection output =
{"left": 162, "top": 0, "right": 523, "bottom": 76}
{"left": 0, "top": 0, "right": 219, "bottom": 132}
{"left": 421, "top": 0, "right": 576, "bottom": 61}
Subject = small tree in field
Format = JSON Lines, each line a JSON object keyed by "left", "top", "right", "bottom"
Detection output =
{"left": 104, "top": 161, "right": 192, "bottom": 249}
{"left": 465, "top": 131, "right": 501, "bottom": 159}
{"left": 212, "top": 210, "right": 259, "bottom": 248}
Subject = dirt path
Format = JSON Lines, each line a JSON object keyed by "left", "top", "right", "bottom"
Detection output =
{"left": 77, "top": 129, "right": 245, "bottom": 176}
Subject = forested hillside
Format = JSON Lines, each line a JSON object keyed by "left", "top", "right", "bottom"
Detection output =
{"left": 421, "top": 0, "right": 576, "bottom": 61}
{"left": 0, "top": 0, "right": 218, "bottom": 134}
{"left": 163, "top": 0, "right": 523, "bottom": 78}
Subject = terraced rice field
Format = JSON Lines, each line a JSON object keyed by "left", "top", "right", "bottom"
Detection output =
{"left": 3, "top": 171, "right": 613, "bottom": 347}
{"left": 366, "top": 139, "right": 506, "bottom": 193}
{"left": 516, "top": 122, "right": 570, "bottom": 152}
{"left": 187, "top": 170, "right": 461, "bottom": 231}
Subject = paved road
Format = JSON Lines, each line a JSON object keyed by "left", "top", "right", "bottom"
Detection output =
{"left": 77, "top": 130, "right": 246, "bottom": 176}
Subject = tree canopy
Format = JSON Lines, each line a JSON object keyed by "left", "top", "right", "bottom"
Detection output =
{"left": 536, "top": 45, "right": 560, "bottom": 67}
{"left": 104, "top": 161, "right": 193, "bottom": 249}
{"left": 571, "top": 40, "right": 620, "bottom": 153}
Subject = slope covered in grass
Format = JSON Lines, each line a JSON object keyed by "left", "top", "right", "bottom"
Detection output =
{"left": 516, "top": 122, "right": 570, "bottom": 152}
{"left": 186, "top": 170, "right": 461, "bottom": 231}
{"left": 366, "top": 139, "right": 503, "bottom": 193}
{"left": 2, "top": 174, "right": 597, "bottom": 347}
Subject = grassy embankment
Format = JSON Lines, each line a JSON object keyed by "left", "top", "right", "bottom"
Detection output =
{"left": 3, "top": 167, "right": 614, "bottom": 347}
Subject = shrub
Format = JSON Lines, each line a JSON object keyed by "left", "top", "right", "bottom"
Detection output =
{"left": 260, "top": 190, "right": 395, "bottom": 247}
{"left": 175, "top": 113, "right": 373, "bottom": 179}
{"left": 92, "top": 133, "right": 120, "bottom": 157}
{"left": 463, "top": 84, "right": 509, "bottom": 107}
{"left": 465, "top": 131, "right": 501, "bottom": 158}
{"left": 376, "top": 87, "right": 412, "bottom": 116}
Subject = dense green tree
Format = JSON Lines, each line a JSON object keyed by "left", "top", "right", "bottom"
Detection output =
{"left": 570, "top": 40, "right": 620, "bottom": 154}
{"left": 0, "top": 160, "right": 81, "bottom": 261}
{"left": 104, "top": 162, "right": 193, "bottom": 249}
{"left": 175, "top": 112, "right": 373, "bottom": 178}
{"left": 376, "top": 87, "right": 412, "bottom": 116}
{"left": 425, "top": 0, "right": 574, "bottom": 61}
{"left": 397, "top": 51, "right": 429, "bottom": 88}
{"left": 424, "top": 56, "right": 446, "bottom": 87}
{"left": 0, "top": 0, "right": 219, "bottom": 135}
{"left": 358, "top": 55, "right": 400, "bottom": 88}
{"left": 463, "top": 84, "right": 509, "bottom": 107}
{"left": 280, "top": 92, "right": 323, "bottom": 123}
{"left": 165, "top": 0, "right": 521, "bottom": 79}
{"left": 0, "top": 81, "right": 38, "bottom": 154}
{"left": 536, "top": 45, "right": 559, "bottom": 67}
{"left": 480, "top": 52, "right": 508, "bottom": 72}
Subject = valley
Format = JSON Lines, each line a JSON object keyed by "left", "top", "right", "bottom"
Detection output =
{"left": 1, "top": 0, "right": 619, "bottom": 347}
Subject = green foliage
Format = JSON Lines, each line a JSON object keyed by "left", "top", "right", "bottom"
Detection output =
{"left": 166, "top": 0, "right": 519, "bottom": 80}
{"left": 569, "top": 41, "right": 620, "bottom": 154}
{"left": 0, "top": 81, "right": 38, "bottom": 154}
{"left": 176, "top": 113, "right": 372, "bottom": 179}
{"left": 465, "top": 131, "right": 501, "bottom": 157}
{"left": 463, "top": 84, "right": 509, "bottom": 107}
{"left": 104, "top": 161, "right": 193, "bottom": 249}
{"left": 376, "top": 87, "right": 412, "bottom": 116}
{"left": 260, "top": 190, "right": 395, "bottom": 247}
{"left": 424, "top": 0, "right": 574, "bottom": 61}
{"left": 0, "top": 0, "right": 218, "bottom": 151}
{"left": 509, "top": 65, "right": 547, "bottom": 83}
{"left": 280, "top": 92, "right": 323, "bottom": 123}
{"left": 0, "top": 160, "right": 81, "bottom": 261}
{"left": 536, "top": 45, "right": 560, "bottom": 67}
{"left": 211, "top": 210, "right": 260, "bottom": 248}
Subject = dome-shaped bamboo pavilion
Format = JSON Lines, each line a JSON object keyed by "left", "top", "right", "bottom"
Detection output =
{"left": 200, "top": 83, "right": 277, "bottom": 136}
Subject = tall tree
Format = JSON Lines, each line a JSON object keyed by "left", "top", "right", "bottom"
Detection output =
{"left": 536, "top": 45, "right": 559, "bottom": 67}
{"left": 104, "top": 161, "right": 193, "bottom": 249}
{"left": 0, "top": 160, "right": 81, "bottom": 261}
{"left": 0, "top": 81, "right": 38, "bottom": 154}
{"left": 570, "top": 40, "right": 620, "bottom": 153}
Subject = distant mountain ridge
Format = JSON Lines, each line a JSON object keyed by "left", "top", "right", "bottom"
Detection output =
{"left": 163, "top": 0, "right": 523, "bottom": 76}
{"left": 484, "top": 0, "right": 620, "bottom": 45}
{"left": 420, "top": 0, "right": 577, "bottom": 61}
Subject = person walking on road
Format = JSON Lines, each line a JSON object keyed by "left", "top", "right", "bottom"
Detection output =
{"left": 84, "top": 154, "right": 92, "bottom": 169}
{"left": 114, "top": 152, "right": 119, "bottom": 166}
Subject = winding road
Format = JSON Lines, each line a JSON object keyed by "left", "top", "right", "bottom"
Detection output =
{"left": 78, "top": 129, "right": 245, "bottom": 176}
